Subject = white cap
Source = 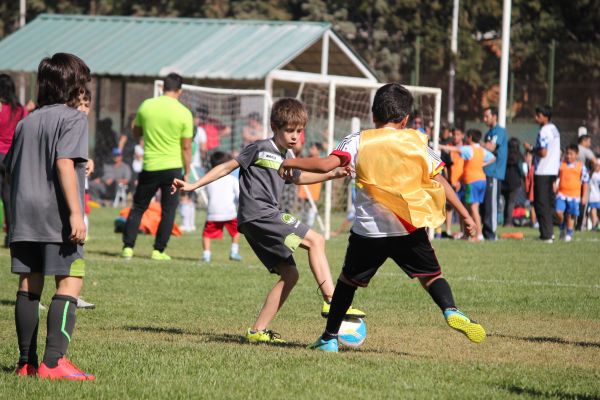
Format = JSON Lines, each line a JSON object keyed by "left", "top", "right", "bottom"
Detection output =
{"left": 578, "top": 126, "right": 588, "bottom": 137}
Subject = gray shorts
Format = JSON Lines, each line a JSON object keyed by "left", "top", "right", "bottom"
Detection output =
{"left": 11, "top": 242, "right": 85, "bottom": 277}
{"left": 239, "top": 212, "right": 310, "bottom": 274}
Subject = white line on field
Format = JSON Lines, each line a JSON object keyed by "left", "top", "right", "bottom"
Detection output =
{"left": 374, "top": 272, "right": 599, "bottom": 289}
{"left": 454, "top": 276, "right": 600, "bottom": 289}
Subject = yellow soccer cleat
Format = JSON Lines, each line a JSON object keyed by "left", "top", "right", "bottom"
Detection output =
{"left": 121, "top": 247, "right": 134, "bottom": 260}
{"left": 245, "top": 328, "right": 286, "bottom": 344}
{"left": 151, "top": 250, "right": 172, "bottom": 261}
{"left": 321, "top": 301, "right": 366, "bottom": 319}
{"left": 444, "top": 308, "right": 486, "bottom": 343}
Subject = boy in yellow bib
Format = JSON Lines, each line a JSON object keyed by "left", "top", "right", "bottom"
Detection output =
{"left": 280, "top": 83, "right": 486, "bottom": 352}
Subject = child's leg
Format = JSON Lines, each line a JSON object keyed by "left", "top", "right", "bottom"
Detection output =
{"left": 469, "top": 203, "right": 482, "bottom": 238}
{"left": 419, "top": 274, "right": 486, "bottom": 343}
{"left": 299, "top": 229, "right": 334, "bottom": 301}
{"left": 252, "top": 264, "right": 299, "bottom": 331}
{"left": 591, "top": 208, "right": 598, "bottom": 228}
{"left": 445, "top": 204, "right": 454, "bottom": 234}
{"left": 419, "top": 275, "right": 456, "bottom": 310}
{"left": 556, "top": 210, "right": 564, "bottom": 230}
{"left": 16, "top": 273, "right": 44, "bottom": 367}
{"left": 322, "top": 277, "right": 359, "bottom": 340}
{"left": 566, "top": 213, "right": 574, "bottom": 237}
{"left": 230, "top": 233, "right": 240, "bottom": 255}
{"left": 43, "top": 276, "right": 83, "bottom": 368}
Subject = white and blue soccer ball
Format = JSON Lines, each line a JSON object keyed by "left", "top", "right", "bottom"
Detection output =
{"left": 338, "top": 317, "right": 366, "bottom": 348}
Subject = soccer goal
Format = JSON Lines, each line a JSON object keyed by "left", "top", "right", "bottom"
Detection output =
{"left": 266, "top": 70, "right": 443, "bottom": 239}
{"left": 153, "top": 80, "right": 271, "bottom": 156}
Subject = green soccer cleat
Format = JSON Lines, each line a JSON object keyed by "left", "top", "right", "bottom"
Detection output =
{"left": 245, "top": 328, "right": 286, "bottom": 344}
{"left": 151, "top": 250, "right": 172, "bottom": 261}
{"left": 121, "top": 247, "right": 134, "bottom": 260}
{"left": 444, "top": 308, "right": 486, "bottom": 343}
{"left": 321, "top": 301, "right": 366, "bottom": 319}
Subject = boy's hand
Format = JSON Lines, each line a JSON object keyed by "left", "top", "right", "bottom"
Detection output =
{"left": 463, "top": 216, "right": 477, "bottom": 237}
{"left": 278, "top": 161, "right": 293, "bottom": 179}
{"left": 69, "top": 214, "right": 86, "bottom": 244}
{"left": 330, "top": 166, "right": 353, "bottom": 179}
{"left": 171, "top": 178, "right": 195, "bottom": 194}
{"left": 85, "top": 160, "right": 94, "bottom": 177}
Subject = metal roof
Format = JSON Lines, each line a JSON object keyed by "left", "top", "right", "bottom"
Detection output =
{"left": 0, "top": 14, "right": 337, "bottom": 80}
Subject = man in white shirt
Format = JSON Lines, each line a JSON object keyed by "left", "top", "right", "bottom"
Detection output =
{"left": 525, "top": 105, "right": 561, "bottom": 242}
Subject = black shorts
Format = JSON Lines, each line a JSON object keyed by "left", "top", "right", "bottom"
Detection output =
{"left": 11, "top": 242, "right": 85, "bottom": 277}
{"left": 341, "top": 229, "right": 441, "bottom": 287}
{"left": 238, "top": 212, "right": 309, "bottom": 274}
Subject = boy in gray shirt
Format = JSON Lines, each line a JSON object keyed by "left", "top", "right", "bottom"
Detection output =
{"left": 172, "top": 98, "right": 365, "bottom": 343}
{"left": 5, "top": 53, "right": 94, "bottom": 380}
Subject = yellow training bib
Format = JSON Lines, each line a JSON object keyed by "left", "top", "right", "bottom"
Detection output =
{"left": 355, "top": 128, "right": 446, "bottom": 228}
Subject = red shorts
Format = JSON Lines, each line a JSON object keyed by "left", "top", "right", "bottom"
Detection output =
{"left": 203, "top": 219, "right": 238, "bottom": 239}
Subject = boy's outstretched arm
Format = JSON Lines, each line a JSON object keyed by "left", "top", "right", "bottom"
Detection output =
{"left": 433, "top": 174, "right": 476, "bottom": 237}
{"left": 294, "top": 167, "right": 351, "bottom": 185}
{"left": 438, "top": 144, "right": 461, "bottom": 153}
{"left": 279, "top": 154, "right": 343, "bottom": 177}
{"left": 172, "top": 159, "right": 239, "bottom": 193}
{"left": 56, "top": 158, "right": 86, "bottom": 244}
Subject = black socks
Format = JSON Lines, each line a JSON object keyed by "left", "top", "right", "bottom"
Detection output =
{"left": 15, "top": 291, "right": 41, "bottom": 366}
{"left": 323, "top": 280, "right": 357, "bottom": 340}
{"left": 427, "top": 278, "right": 456, "bottom": 311}
{"left": 43, "top": 295, "right": 77, "bottom": 368}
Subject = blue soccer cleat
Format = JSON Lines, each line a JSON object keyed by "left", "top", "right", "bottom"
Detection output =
{"left": 307, "top": 336, "right": 339, "bottom": 352}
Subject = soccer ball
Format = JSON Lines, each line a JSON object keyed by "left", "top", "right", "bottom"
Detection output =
{"left": 338, "top": 317, "right": 366, "bottom": 348}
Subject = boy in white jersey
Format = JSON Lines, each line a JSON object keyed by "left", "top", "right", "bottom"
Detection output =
{"left": 280, "top": 83, "right": 486, "bottom": 352}
{"left": 201, "top": 151, "right": 242, "bottom": 262}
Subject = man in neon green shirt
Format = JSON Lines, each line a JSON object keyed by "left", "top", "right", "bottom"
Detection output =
{"left": 122, "top": 73, "right": 193, "bottom": 260}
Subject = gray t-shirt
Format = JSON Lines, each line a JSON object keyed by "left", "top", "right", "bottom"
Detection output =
{"left": 5, "top": 104, "right": 88, "bottom": 243}
{"left": 235, "top": 138, "right": 298, "bottom": 225}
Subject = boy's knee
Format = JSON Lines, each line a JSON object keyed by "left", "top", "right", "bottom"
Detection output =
{"left": 279, "top": 265, "right": 299, "bottom": 285}
{"left": 304, "top": 230, "right": 325, "bottom": 249}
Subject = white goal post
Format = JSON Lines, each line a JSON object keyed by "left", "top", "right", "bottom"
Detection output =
{"left": 266, "top": 70, "right": 443, "bottom": 239}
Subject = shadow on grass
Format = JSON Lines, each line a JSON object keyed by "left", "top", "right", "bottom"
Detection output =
{"left": 124, "top": 326, "right": 185, "bottom": 335}
{"left": 502, "top": 384, "right": 600, "bottom": 400}
{"left": 0, "top": 365, "right": 15, "bottom": 374}
{"left": 87, "top": 249, "right": 122, "bottom": 258}
{"left": 0, "top": 299, "right": 16, "bottom": 306}
{"left": 201, "top": 331, "right": 307, "bottom": 349}
{"left": 492, "top": 333, "right": 600, "bottom": 348}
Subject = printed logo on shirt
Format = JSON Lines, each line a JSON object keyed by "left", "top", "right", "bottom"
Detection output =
{"left": 281, "top": 213, "right": 298, "bottom": 225}
{"left": 254, "top": 151, "right": 284, "bottom": 170}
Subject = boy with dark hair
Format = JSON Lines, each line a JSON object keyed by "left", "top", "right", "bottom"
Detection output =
{"left": 201, "top": 151, "right": 242, "bottom": 262}
{"left": 440, "top": 129, "right": 496, "bottom": 241}
{"left": 172, "top": 98, "right": 365, "bottom": 343}
{"left": 280, "top": 83, "right": 485, "bottom": 352}
{"left": 555, "top": 144, "right": 589, "bottom": 242}
{"left": 5, "top": 53, "right": 94, "bottom": 379}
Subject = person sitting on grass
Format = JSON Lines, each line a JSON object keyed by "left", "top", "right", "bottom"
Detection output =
{"left": 6, "top": 53, "right": 94, "bottom": 380}
{"left": 555, "top": 144, "right": 589, "bottom": 242}
{"left": 440, "top": 129, "right": 496, "bottom": 241}
{"left": 279, "top": 83, "right": 485, "bottom": 352}
{"left": 172, "top": 98, "right": 365, "bottom": 344}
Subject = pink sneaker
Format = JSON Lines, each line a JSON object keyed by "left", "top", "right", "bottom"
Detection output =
{"left": 15, "top": 363, "right": 37, "bottom": 376}
{"left": 38, "top": 357, "right": 95, "bottom": 381}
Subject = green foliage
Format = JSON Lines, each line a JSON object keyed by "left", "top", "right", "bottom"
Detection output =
{"left": 1, "top": 1, "right": 598, "bottom": 125}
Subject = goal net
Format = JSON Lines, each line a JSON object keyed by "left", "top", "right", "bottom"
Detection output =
{"left": 153, "top": 80, "right": 270, "bottom": 161}
{"left": 267, "top": 72, "right": 442, "bottom": 239}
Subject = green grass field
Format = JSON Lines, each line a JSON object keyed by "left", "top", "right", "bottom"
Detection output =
{"left": 0, "top": 208, "right": 599, "bottom": 399}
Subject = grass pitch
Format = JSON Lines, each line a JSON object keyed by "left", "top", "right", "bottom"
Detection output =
{"left": 0, "top": 208, "right": 599, "bottom": 399}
